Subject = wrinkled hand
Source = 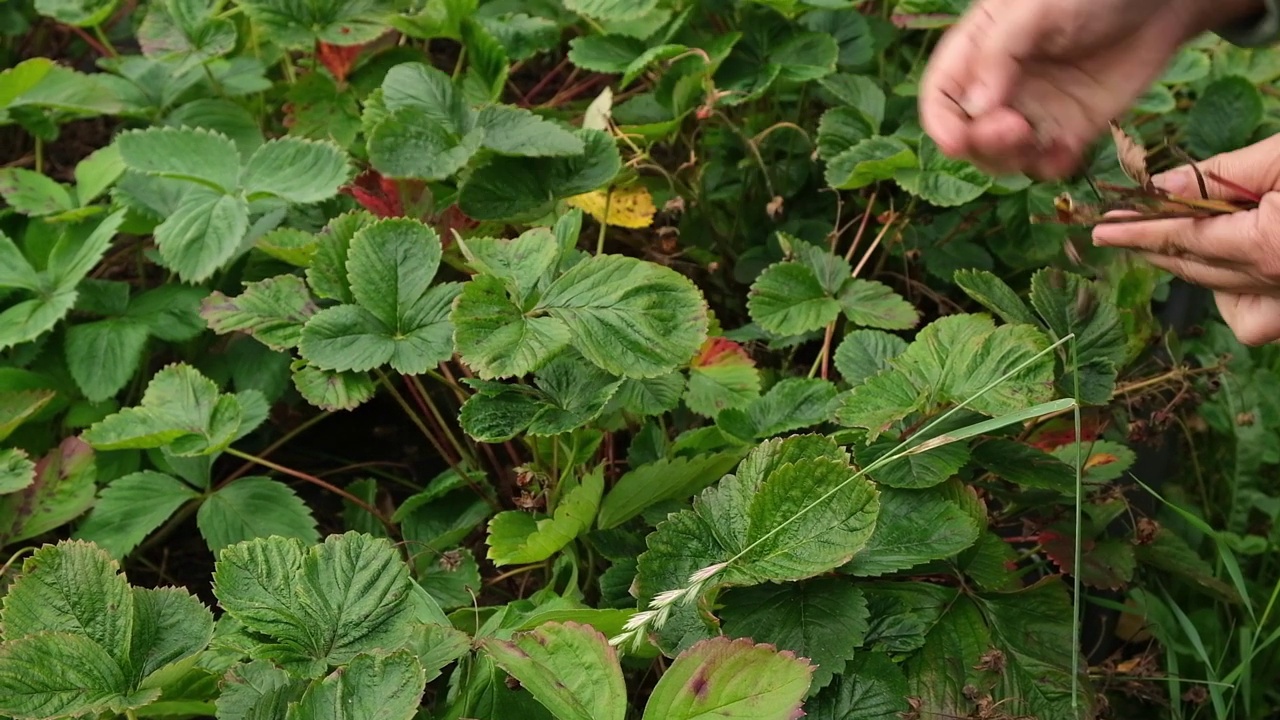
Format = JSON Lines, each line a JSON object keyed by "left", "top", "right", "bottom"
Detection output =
{"left": 1093, "top": 134, "right": 1280, "bottom": 346}
{"left": 918, "top": 0, "right": 1252, "bottom": 179}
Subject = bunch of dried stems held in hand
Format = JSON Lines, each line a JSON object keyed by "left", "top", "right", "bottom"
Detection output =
{"left": 1032, "top": 122, "right": 1262, "bottom": 226}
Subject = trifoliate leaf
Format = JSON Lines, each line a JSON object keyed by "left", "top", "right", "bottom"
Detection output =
{"left": 459, "top": 354, "right": 623, "bottom": 442}
{"left": 537, "top": 254, "right": 709, "bottom": 379}
{"left": 833, "top": 329, "right": 907, "bottom": 387}
{"left": 837, "top": 279, "right": 918, "bottom": 330}
{"left": 379, "top": 62, "right": 471, "bottom": 135}
{"left": 597, "top": 450, "right": 746, "bottom": 530}
{"left": 115, "top": 126, "right": 240, "bottom": 193}
{"left": 452, "top": 274, "right": 571, "bottom": 379}
{"left": 720, "top": 577, "right": 869, "bottom": 690}
{"left": 201, "top": 275, "right": 318, "bottom": 352}
{"left": 237, "top": 0, "right": 395, "bottom": 47}
{"left": 0, "top": 541, "right": 133, "bottom": 668}
{"left": 894, "top": 136, "right": 992, "bottom": 207}
{"left": 241, "top": 137, "right": 351, "bottom": 204}
{"left": 64, "top": 318, "right": 150, "bottom": 402}
{"left": 212, "top": 533, "right": 416, "bottom": 668}
{"left": 300, "top": 219, "right": 460, "bottom": 375}
{"left": 286, "top": 650, "right": 426, "bottom": 720}
{"left": 1029, "top": 268, "right": 1126, "bottom": 404}
{"left": 0, "top": 632, "right": 128, "bottom": 719}
{"left": 639, "top": 637, "right": 813, "bottom": 720}
{"left": 476, "top": 105, "right": 585, "bottom": 157}
{"left": 73, "top": 471, "right": 199, "bottom": 560}
{"left": 684, "top": 337, "right": 762, "bottom": 418}
{"left": 82, "top": 363, "right": 248, "bottom": 456}
{"left": 636, "top": 436, "right": 879, "bottom": 652}
{"left": 481, "top": 622, "right": 626, "bottom": 720}
{"left": 0, "top": 437, "right": 97, "bottom": 546}
{"left": 0, "top": 389, "right": 54, "bottom": 443}
{"left": 807, "top": 652, "right": 911, "bottom": 720}
{"left": 841, "top": 483, "right": 983, "bottom": 576}
{"left": 137, "top": 0, "right": 237, "bottom": 71}
{"left": 154, "top": 188, "right": 250, "bottom": 283}
{"left": 291, "top": 362, "right": 377, "bottom": 412}
{"left": 458, "top": 129, "right": 622, "bottom": 221}
{"left": 127, "top": 586, "right": 215, "bottom": 684}
{"left": 197, "top": 476, "right": 319, "bottom": 555}
{"left": 0, "top": 448, "right": 35, "bottom": 493}
{"left": 717, "top": 377, "right": 839, "bottom": 440}
{"left": 486, "top": 466, "right": 603, "bottom": 566}
{"left": 748, "top": 261, "right": 841, "bottom": 337}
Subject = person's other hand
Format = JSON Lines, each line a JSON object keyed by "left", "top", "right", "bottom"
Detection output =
{"left": 1093, "top": 134, "right": 1280, "bottom": 346}
{"left": 918, "top": 0, "right": 1259, "bottom": 180}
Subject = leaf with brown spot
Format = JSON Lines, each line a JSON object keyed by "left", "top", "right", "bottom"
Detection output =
{"left": 641, "top": 636, "right": 814, "bottom": 719}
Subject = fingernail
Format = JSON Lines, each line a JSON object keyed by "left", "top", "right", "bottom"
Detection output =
{"left": 961, "top": 84, "right": 995, "bottom": 116}
{"left": 1152, "top": 170, "right": 1190, "bottom": 196}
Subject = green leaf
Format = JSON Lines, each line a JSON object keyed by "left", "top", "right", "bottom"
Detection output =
{"left": 458, "top": 129, "right": 622, "bottom": 221}
{"left": 717, "top": 377, "right": 839, "bottom": 440}
{"left": 300, "top": 219, "right": 459, "bottom": 375}
{"left": 636, "top": 436, "right": 879, "bottom": 652}
{"left": 64, "top": 318, "right": 150, "bottom": 402}
{"left": 212, "top": 533, "right": 416, "bottom": 668}
{"left": 902, "top": 591, "right": 987, "bottom": 716}
{"left": 452, "top": 274, "right": 571, "bottom": 379}
{"left": 860, "top": 581, "right": 954, "bottom": 654}
{"left": 306, "top": 211, "right": 376, "bottom": 303}
{"left": 216, "top": 660, "right": 306, "bottom": 720}
{"left": 953, "top": 269, "right": 1040, "bottom": 328}
{"left": 286, "top": 650, "right": 426, "bottom": 720}
{"left": 202, "top": 275, "right": 318, "bottom": 352}
{"left": 256, "top": 228, "right": 319, "bottom": 267}
{"left": 597, "top": 450, "right": 746, "bottom": 530}
{"left": 816, "top": 107, "right": 875, "bottom": 162}
{"left": 237, "top": 0, "right": 394, "bottom": 47}
{"left": 825, "top": 136, "right": 915, "bottom": 190}
{"left": 537, "top": 254, "right": 709, "bottom": 379}
{"left": 0, "top": 438, "right": 97, "bottom": 546}
{"left": 837, "top": 279, "right": 918, "bottom": 330}
{"left": 417, "top": 548, "right": 482, "bottom": 609}
{"left": 241, "top": 137, "right": 350, "bottom": 204}
{"left": 127, "top": 586, "right": 215, "bottom": 684}
{"left": 82, "top": 363, "right": 247, "bottom": 456}
{"left": 640, "top": 636, "right": 813, "bottom": 720}
{"left": 955, "top": 532, "right": 1021, "bottom": 592}
{"left": 833, "top": 330, "right": 907, "bottom": 387}
{"left": 291, "top": 362, "right": 377, "bottom": 412}
{"left": 0, "top": 167, "right": 75, "bottom": 217}
{"left": 137, "top": 0, "right": 237, "bottom": 71}
{"left": 456, "top": 228, "right": 561, "bottom": 305}
{"left": 0, "top": 541, "right": 133, "bottom": 665}
{"left": 126, "top": 284, "right": 209, "bottom": 342}
{"left": 1029, "top": 268, "right": 1126, "bottom": 404}
{"left": 607, "top": 372, "right": 687, "bottom": 417}
{"left": 0, "top": 448, "right": 35, "bottom": 493}
{"left": 459, "top": 353, "right": 623, "bottom": 442}
{"left": 116, "top": 126, "right": 241, "bottom": 193}
{"left": 720, "top": 577, "right": 868, "bottom": 690}
{"left": 481, "top": 621, "right": 626, "bottom": 720}
{"left": 0, "top": 229, "right": 42, "bottom": 291}
{"left": 771, "top": 30, "right": 839, "bottom": 81}
{"left": 197, "top": 476, "right": 320, "bottom": 556}
{"left": 154, "top": 189, "right": 250, "bottom": 283}
{"left": 841, "top": 482, "right": 983, "bottom": 576}
{"left": 748, "top": 261, "right": 840, "bottom": 336}
{"left": 0, "top": 389, "right": 55, "bottom": 442}
{"left": 48, "top": 208, "right": 125, "bottom": 291}
{"left": 73, "top": 471, "right": 199, "bottom": 560}
{"left": 971, "top": 438, "right": 1075, "bottom": 492}
{"left": 855, "top": 435, "right": 970, "bottom": 490}
{"left": 379, "top": 62, "right": 470, "bottom": 135}
{"left": 807, "top": 652, "right": 910, "bottom": 720}
{"left": 685, "top": 338, "right": 762, "bottom": 418}
{"left": 0, "top": 289, "right": 77, "bottom": 351}
{"left": 368, "top": 109, "right": 484, "bottom": 181}
{"left": 567, "top": 34, "right": 646, "bottom": 73}
{"left": 894, "top": 137, "right": 992, "bottom": 207}
{"left": 486, "top": 466, "right": 603, "bottom": 566}
{"left": 1188, "top": 75, "right": 1263, "bottom": 156}
{"left": 33, "top": 0, "right": 118, "bottom": 26}
{"left": 476, "top": 105, "right": 585, "bottom": 157}
{"left": 563, "top": 0, "right": 658, "bottom": 21}
{"left": 0, "top": 632, "right": 128, "bottom": 719}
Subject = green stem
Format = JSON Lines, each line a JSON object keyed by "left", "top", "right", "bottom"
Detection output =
{"left": 91, "top": 23, "right": 118, "bottom": 57}
{"left": 220, "top": 411, "right": 333, "bottom": 488}
{"left": 33, "top": 137, "right": 43, "bottom": 175}
{"left": 1070, "top": 336, "right": 1084, "bottom": 714}
{"left": 409, "top": 374, "right": 476, "bottom": 468}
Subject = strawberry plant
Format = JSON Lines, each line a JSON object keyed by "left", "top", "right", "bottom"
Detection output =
{"left": 2, "top": 1, "right": 1279, "bottom": 719}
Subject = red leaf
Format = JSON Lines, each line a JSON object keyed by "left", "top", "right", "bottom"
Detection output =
{"left": 691, "top": 337, "right": 753, "bottom": 369}
{"left": 316, "top": 42, "right": 364, "bottom": 84}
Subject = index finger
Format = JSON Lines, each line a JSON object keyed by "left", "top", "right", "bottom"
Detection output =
{"left": 919, "top": 19, "right": 981, "bottom": 159}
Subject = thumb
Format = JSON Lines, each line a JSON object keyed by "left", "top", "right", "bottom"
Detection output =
{"left": 1153, "top": 135, "right": 1280, "bottom": 201}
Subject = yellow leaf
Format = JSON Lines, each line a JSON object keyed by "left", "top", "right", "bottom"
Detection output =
{"left": 565, "top": 186, "right": 656, "bottom": 229}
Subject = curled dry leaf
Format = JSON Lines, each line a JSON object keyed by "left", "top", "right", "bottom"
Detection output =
{"left": 1109, "top": 121, "right": 1150, "bottom": 189}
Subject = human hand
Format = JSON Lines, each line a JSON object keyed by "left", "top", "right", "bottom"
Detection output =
{"left": 918, "top": 0, "right": 1260, "bottom": 179}
{"left": 1092, "top": 134, "right": 1280, "bottom": 346}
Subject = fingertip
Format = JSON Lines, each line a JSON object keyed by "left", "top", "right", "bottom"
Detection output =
{"left": 968, "top": 108, "right": 1035, "bottom": 158}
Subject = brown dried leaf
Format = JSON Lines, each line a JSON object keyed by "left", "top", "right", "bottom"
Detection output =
{"left": 1110, "top": 121, "right": 1150, "bottom": 189}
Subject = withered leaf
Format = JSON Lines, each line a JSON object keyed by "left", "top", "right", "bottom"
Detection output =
{"left": 1109, "top": 121, "right": 1150, "bottom": 189}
